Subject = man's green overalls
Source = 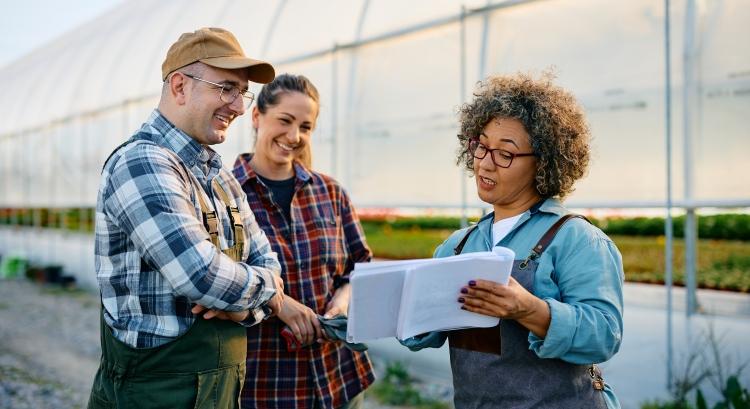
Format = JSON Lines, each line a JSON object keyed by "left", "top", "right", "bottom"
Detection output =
{"left": 88, "top": 175, "right": 250, "bottom": 409}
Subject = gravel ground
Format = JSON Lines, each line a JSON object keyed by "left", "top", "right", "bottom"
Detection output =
{"left": 0, "top": 279, "right": 427, "bottom": 409}
{"left": 0, "top": 280, "right": 99, "bottom": 409}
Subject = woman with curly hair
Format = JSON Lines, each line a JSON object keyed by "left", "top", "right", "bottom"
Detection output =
{"left": 402, "top": 72, "right": 624, "bottom": 409}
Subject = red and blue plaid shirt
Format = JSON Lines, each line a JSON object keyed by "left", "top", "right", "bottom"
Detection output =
{"left": 233, "top": 153, "right": 375, "bottom": 409}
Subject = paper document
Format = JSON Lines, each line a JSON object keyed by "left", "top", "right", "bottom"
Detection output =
{"left": 347, "top": 247, "right": 515, "bottom": 343}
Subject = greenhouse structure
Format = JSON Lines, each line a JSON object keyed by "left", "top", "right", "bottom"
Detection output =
{"left": 0, "top": 0, "right": 749, "bottom": 404}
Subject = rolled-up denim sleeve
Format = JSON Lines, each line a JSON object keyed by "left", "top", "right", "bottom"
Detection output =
{"left": 528, "top": 236, "right": 624, "bottom": 364}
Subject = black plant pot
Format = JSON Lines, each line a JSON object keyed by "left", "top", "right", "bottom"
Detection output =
{"left": 44, "top": 265, "right": 63, "bottom": 284}
{"left": 26, "top": 265, "right": 46, "bottom": 283}
{"left": 60, "top": 275, "right": 77, "bottom": 289}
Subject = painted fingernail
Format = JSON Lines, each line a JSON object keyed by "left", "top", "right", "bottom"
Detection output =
{"left": 460, "top": 287, "right": 468, "bottom": 294}
{"left": 458, "top": 297, "right": 465, "bottom": 303}
{"left": 460, "top": 306, "right": 467, "bottom": 310}
{"left": 468, "top": 280, "right": 476, "bottom": 287}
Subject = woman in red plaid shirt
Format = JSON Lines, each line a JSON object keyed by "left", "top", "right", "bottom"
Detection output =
{"left": 232, "top": 74, "right": 375, "bottom": 408}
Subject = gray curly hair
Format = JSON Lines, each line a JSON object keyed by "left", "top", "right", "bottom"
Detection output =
{"left": 457, "top": 72, "right": 591, "bottom": 199}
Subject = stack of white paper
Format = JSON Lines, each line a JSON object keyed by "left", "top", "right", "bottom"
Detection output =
{"left": 347, "top": 247, "right": 515, "bottom": 343}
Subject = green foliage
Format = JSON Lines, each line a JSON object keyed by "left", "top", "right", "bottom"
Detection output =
{"left": 362, "top": 213, "right": 750, "bottom": 241}
{"left": 595, "top": 214, "right": 750, "bottom": 241}
{"left": 641, "top": 400, "right": 692, "bottom": 409}
{"left": 0, "top": 207, "right": 94, "bottom": 231}
{"left": 640, "top": 326, "right": 750, "bottom": 409}
{"left": 362, "top": 216, "right": 468, "bottom": 231}
{"left": 724, "top": 376, "right": 750, "bottom": 409}
{"left": 365, "top": 224, "right": 750, "bottom": 292}
{"left": 3, "top": 207, "right": 750, "bottom": 240}
{"left": 614, "top": 235, "right": 750, "bottom": 292}
{"left": 362, "top": 224, "right": 451, "bottom": 260}
{"left": 369, "top": 362, "right": 450, "bottom": 409}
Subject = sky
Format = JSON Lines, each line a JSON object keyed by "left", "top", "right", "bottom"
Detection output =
{"left": 0, "top": 0, "right": 123, "bottom": 69}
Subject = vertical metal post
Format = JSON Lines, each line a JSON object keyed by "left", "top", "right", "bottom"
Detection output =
{"left": 331, "top": 44, "right": 339, "bottom": 177}
{"left": 477, "top": 2, "right": 491, "bottom": 81}
{"left": 19, "top": 131, "right": 31, "bottom": 261}
{"left": 80, "top": 118, "right": 88, "bottom": 280}
{"left": 683, "top": 0, "right": 698, "bottom": 316}
{"left": 50, "top": 128, "right": 57, "bottom": 263}
{"left": 663, "top": 0, "right": 674, "bottom": 392}
{"left": 344, "top": 0, "right": 370, "bottom": 191}
{"left": 459, "top": 6, "right": 468, "bottom": 229}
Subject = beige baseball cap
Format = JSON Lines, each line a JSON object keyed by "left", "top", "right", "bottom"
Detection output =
{"left": 161, "top": 27, "right": 275, "bottom": 83}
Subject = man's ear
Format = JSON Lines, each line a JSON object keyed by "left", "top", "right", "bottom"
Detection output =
{"left": 169, "top": 73, "right": 188, "bottom": 106}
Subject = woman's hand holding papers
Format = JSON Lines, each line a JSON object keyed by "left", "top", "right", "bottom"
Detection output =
{"left": 459, "top": 277, "right": 551, "bottom": 338}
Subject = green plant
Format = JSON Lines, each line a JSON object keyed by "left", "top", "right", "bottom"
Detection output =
{"left": 369, "top": 361, "right": 450, "bottom": 409}
{"left": 640, "top": 325, "right": 750, "bottom": 409}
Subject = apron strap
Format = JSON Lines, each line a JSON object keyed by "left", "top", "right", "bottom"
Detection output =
{"left": 453, "top": 224, "right": 479, "bottom": 255}
{"left": 531, "top": 214, "right": 589, "bottom": 254}
{"left": 519, "top": 214, "right": 590, "bottom": 269}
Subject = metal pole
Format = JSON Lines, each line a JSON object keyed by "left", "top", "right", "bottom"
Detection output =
{"left": 23, "top": 131, "right": 31, "bottom": 259}
{"left": 80, "top": 118, "right": 88, "bottom": 280}
{"left": 664, "top": 0, "right": 674, "bottom": 392}
{"left": 459, "top": 5, "right": 468, "bottom": 229}
{"left": 331, "top": 44, "right": 339, "bottom": 177}
{"left": 477, "top": 1, "right": 491, "bottom": 81}
{"left": 683, "top": 0, "right": 698, "bottom": 316}
{"left": 344, "top": 0, "right": 371, "bottom": 190}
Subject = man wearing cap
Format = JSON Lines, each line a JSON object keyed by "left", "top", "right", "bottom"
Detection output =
{"left": 88, "top": 27, "right": 283, "bottom": 409}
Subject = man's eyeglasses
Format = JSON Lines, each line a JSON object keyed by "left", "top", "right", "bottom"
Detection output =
{"left": 181, "top": 73, "right": 255, "bottom": 107}
{"left": 469, "top": 139, "right": 536, "bottom": 168}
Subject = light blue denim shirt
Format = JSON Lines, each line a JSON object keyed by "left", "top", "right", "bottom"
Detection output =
{"left": 431, "top": 198, "right": 624, "bottom": 408}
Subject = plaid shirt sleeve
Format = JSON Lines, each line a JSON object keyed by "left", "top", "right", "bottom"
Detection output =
{"left": 103, "top": 143, "right": 279, "bottom": 312}
{"left": 234, "top": 185, "right": 282, "bottom": 326}
{"left": 338, "top": 187, "right": 372, "bottom": 280}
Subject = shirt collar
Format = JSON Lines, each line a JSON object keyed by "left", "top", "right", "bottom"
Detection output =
{"left": 141, "top": 109, "right": 222, "bottom": 170}
{"left": 232, "top": 152, "right": 312, "bottom": 186}
{"left": 476, "top": 197, "right": 565, "bottom": 240}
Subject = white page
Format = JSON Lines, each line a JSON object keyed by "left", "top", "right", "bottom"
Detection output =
{"left": 353, "top": 258, "right": 433, "bottom": 271}
{"left": 347, "top": 248, "right": 514, "bottom": 342}
{"left": 396, "top": 252, "right": 515, "bottom": 340}
{"left": 347, "top": 267, "right": 406, "bottom": 342}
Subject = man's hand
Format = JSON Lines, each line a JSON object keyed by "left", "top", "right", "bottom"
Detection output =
{"left": 266, "top": 274, "right": 285, "bottom": 317}
{"left": 190, "top": 274, "right": 284, "bottom": 322}
{"left": 266, "top": 291, "right": 284, "bottom": 318}
{"left": 190, "top": 304, "right": 249, "bottom": 322}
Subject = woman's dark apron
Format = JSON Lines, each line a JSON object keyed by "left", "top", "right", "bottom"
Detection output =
{"left": 88, "top": 140, "right": 249, "bottom": 409}
{"left": 448, "top": 215, "right": 608, "bottom": 409}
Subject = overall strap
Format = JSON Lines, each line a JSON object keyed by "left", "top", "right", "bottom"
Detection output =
{"left": 531, "top": 214, "right": 590, "bottom": 256}
{"left": 194, "top": 182, "right": 221, "bottom": 249}
{"left": 149, "top": 146, "right": 238, "bottom": 258}
{"left": 453, "top": 225, "right": 479, "bottom": 255}
{"left": 211, "top": 180, "right": 245, "bottom": 261}
{"left": 519, "top": 214, "right": 590, "bottom": 269}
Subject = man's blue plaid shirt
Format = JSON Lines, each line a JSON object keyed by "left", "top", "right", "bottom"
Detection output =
{"left": 95, "top": 110, "right": 281, "bottom": 348}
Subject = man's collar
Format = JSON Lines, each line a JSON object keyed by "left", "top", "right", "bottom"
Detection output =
{"left": 145, "top": 110, "right": 215, "bottom": 169}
